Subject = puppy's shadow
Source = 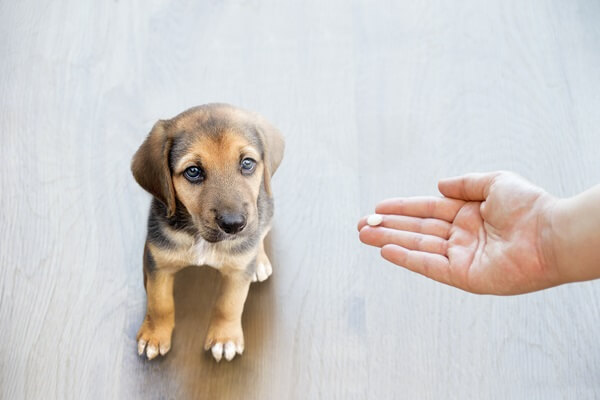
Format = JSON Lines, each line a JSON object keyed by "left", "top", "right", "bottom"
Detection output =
{"left": 168, "top": 234, "right": 277, "bottom": 399}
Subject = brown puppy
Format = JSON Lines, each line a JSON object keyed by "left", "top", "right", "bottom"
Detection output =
{"left": 131, "top": 104, "right": 284, "bottom": 362}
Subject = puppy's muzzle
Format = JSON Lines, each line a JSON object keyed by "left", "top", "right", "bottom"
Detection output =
{"left": 216, "top": 212, "right": 247, "bottom": 234}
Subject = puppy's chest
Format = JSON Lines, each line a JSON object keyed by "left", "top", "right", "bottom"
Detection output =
{"left": 192, "top": 239, "right": 251, "bottom": 270}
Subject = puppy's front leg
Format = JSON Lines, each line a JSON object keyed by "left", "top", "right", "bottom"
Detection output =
{"left": 204, "top": 270, "right": 251, "bottom": 362}
{"left": 137, "top": 248, "right": 176, "bottom": 360}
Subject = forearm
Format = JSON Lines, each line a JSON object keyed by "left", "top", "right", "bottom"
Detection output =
{"left": 551, "top": 185, "right": 600, "bottom": 284}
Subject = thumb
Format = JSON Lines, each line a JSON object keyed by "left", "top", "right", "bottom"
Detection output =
{"left": 438, "top": 172, "right": 501, "bottom": 201}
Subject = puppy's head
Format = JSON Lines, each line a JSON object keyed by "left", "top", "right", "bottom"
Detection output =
{"left": 131, "top": 104, "right": 284, "bottom": 242}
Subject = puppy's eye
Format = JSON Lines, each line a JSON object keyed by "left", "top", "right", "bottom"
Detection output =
{"left": 240, "top": 158, "right": 256, "bottom": 175}
{"left": 184, "top": 166, "right": 204, "bottom": 183}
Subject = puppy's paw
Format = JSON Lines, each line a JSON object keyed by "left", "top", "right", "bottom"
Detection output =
{"left": 204, "top": 320, "right": 244, "bottom": 362}
{"left": 136, "top": 316, "right": 174, "bottom": 360}
{"left": 252, "top": 254, "right": 272, "bottom": 283}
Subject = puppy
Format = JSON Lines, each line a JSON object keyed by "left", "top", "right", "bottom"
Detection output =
{"left": 131, "top": 104, "right": 284, "bottom": 362}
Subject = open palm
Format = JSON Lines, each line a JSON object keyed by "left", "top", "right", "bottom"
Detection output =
{"left": 358, "top": 172, "right": 559, "bottom": 294}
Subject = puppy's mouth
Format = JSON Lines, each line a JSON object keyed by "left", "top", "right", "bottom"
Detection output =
{"left": 197, "top": 225, "right": 247, "bottom": 243}
{"left": 199, "top": 228, "right": 227, "bottom": 243}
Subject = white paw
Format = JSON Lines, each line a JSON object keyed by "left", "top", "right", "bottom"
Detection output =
{"left": 136, "top": 321, "right": 173, "bottom": 360}
{"left": 137, "top": 338, "right": 170, "bottom": 360}
{"left": 251, "top": 261, "right": 273, "bottom": 282}
{"left": 210, "top": 340, "right": 244, "bottom": 362}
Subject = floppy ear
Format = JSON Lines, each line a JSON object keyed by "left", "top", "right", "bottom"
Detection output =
{"left": 131, "top": 120, "right": 177, "bottom": 217}
{"left": 255, "top": 116, "right": 285, "bottom": 196}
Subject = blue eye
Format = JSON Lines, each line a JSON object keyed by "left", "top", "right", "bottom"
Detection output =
{"left": 184, "top": 166, "right": 204, "bottom": 183}
{"left": 240, "top": 158, "right": 256, "bottom": 175}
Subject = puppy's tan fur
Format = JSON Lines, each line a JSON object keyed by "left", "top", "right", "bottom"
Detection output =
{"left": 131, "top": 104, "right": 284, "bottom": 361}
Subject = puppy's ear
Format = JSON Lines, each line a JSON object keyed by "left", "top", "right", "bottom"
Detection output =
{"left": 131, "top": 120, "right": 177, "bottom": 217}
{"left": 255, "top": 116, "right": 285, "bottom": 196}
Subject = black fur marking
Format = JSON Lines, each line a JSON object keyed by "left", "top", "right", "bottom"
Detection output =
{"left": 228, "top": 234, "right": 259, "bottom": 255}
{"left": 146, "top": 198, "right": 197, "bottom": 248}
{"left": 144, "top": 246, "right": 156, "bottom": 272}
{"left": 169, "top": 133, "right": 195, "bottom": 172}
{"left": 201, "top": 115, "right": 231, "bottom": 138}
{"left": 147, "top": 211, "right": 174, "bottom": 248}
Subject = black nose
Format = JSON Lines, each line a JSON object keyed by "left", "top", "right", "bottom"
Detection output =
{"left": 216, "top": 213, "right": 247, "bottom": 234}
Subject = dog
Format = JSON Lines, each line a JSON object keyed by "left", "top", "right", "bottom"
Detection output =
{"left": 131, "top": 103, "right": 284, "bottom": 362}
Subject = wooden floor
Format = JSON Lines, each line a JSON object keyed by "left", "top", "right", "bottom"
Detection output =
{"left": 2, "top": 0, "right": 600, "bottom": 399}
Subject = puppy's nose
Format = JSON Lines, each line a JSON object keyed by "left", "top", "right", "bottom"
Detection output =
{"left": 216, "top": 213, "right": 247, "bottom": 234}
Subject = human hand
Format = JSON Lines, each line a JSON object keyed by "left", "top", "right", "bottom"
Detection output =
{"left": 358, "top": 172, "right": 561, "bottom": 295}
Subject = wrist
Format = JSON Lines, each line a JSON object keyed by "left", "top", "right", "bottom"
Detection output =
{"left": 548, "top": 186, "right": 600, "bottom": 284}
{"left": 538, "top": 195, "right": 564, "bottom": 286}
{"left": 545, "top": 193, "right": 594, "bottom": 285}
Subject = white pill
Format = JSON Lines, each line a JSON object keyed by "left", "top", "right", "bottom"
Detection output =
{"left": 367, "top": 214, "right": 383, "bottom": 226}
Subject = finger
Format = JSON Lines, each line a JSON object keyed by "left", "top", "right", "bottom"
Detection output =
{"left": 479, "top": 200, "right": 488, "bottom": 219}
{"left": 382, "top": 215, "right": 451, "bottom": 239}
{"left": 357, "top": 216, "right": 367, "bottom": 231}
{"left": 438, "top": 172, "right": 501, "bottom": 201}
{"left": 380, "top": 244, "right": 452, "bottom": 286}
{"left": 359, "top": 226, "right": 448, "bottom": 255}
{"left": 375, "top": 197, "right": 464, "bottom": 222}
{"left": 358, "top": 214, "right": 451, "bottom": 238}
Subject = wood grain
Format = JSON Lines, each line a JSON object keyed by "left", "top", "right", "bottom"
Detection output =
{"left": 1, "top": 0, "right": 600, "bottom": 398}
